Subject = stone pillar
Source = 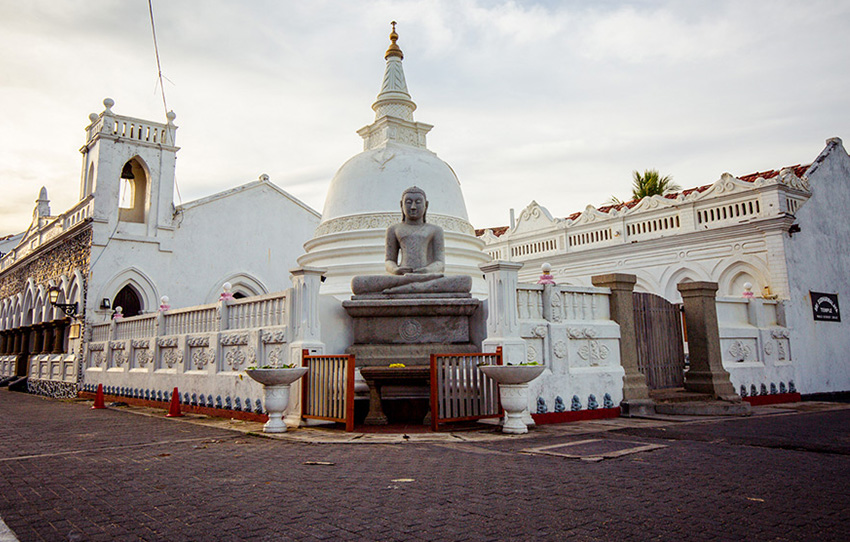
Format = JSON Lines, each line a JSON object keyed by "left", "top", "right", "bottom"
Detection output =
{"left": 479, "top": 261, "right": 527, "bottom": 365}
{"left": 286, "top": 266, "right": 327, "bottom": 427}
{"left": 32, "top": 325, "right": 45, "bottom": 355}
{"left": 52, "top": 321, "right": 66, "bottom": 354}
{"left": 16, "top": 330, "right": 30, "bottom": 376}
{"left": 43, "top": 325, "right": 54, "bottom": 355}
{"left": 12, "top": 331, "right": 21, "bottom": 355}
{"left": 0, "top": 332, "right": 6, "bottom": 355}
{"left": 591, "top": 273, "right": 654, "bottom": 416}
{"left": 677, "top": 282, "right": 739, "bottom": 400}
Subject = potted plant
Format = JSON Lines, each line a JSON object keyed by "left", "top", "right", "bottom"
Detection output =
{"left": 245, "top": 364, "right": 308, "bottom": 433}
{"left": 480, "top": 362, "right": 545, "bottom": 434}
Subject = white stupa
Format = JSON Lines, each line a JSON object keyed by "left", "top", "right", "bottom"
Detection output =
{"left": 298, "top": 23, "right": 488, "bottom": 296}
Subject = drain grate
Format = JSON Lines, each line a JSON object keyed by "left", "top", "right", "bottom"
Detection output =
{"left": 522, "top": 438, "right": 665, "bottom": 461}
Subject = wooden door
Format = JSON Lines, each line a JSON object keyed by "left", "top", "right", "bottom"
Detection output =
{"left": 633, "top": 292, "right": 686, "bottom": 389}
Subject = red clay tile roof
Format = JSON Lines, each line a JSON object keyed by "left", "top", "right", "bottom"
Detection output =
{"left": 476, "top": 163, "right": 810, "bottom": 237}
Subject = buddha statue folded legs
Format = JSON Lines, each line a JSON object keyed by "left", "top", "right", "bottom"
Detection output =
{"left": 350, "top": 186, "right": 472, "bottom": 297}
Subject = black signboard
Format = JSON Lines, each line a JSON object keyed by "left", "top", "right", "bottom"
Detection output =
{"left": 811, "top": 292, "right": 840, "bottom": 322}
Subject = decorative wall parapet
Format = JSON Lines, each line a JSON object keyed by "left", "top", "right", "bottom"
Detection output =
{"left": 0, "top": 197, "right": 93, "bottom": 272}
{"left": 479, "top": 264, "right": 624, "bottom": 415}
{"left": 85, "top": 98, "right": 177, "bottom": 150}
{"left": 481, "top": 170, "right": 812, "bottom": 260}
{"left": 83, "top": 273, "right": 325, "bottom": 427}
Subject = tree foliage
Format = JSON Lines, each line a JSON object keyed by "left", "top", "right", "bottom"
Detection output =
{"left": 607, "top": 169, "right": 680, "bottom": 205}
{"left": 630, "top": 169, "right": 680, "bottom": 199}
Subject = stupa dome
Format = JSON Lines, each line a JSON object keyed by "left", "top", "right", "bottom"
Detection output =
{"left": 320, "top": 143, "right": 470, "bottom": 224}
{"left": 298, "top": 23, "right": 488, "bottom": 296}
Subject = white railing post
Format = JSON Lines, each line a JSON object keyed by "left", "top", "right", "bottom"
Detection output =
{"left": 479, "top": 261, "right": 527, "bottom": 365}
{"left": 286, "top": 266, "right": 327, "bottom": 427}
{"left": 218, "top": 300, "right": 228, "bottom": 332}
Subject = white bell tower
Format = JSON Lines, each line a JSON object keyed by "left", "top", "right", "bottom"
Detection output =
{"left": 79, "top": 98, "right": 180, "bottom": 246}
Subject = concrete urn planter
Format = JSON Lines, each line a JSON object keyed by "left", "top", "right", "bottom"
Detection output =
{"left": 480, "top": 365, "right": 545, "bottom": 434}
{"left": 245, "top": 368, "right": 308, "bottom": 433}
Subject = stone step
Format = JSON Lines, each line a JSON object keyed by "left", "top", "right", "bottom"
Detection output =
{"left": 650, "top": 387, "right": 714, "bottom": 403}
{"left": 655, "top": 400, "right": 752, "bottom": 417}
{"left": 7, "top": 376, "right": 28, "bottom": 393}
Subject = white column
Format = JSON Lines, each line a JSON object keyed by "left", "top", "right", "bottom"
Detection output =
{"left": 480, "top": 261, "right": 527, "bottom": 365}
{"left": 285, "top": 266, "right": 326, "bottom": 426}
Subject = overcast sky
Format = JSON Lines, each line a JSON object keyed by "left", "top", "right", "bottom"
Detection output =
{"left": 1, "top": 0, "right": 848, "bottom": 235}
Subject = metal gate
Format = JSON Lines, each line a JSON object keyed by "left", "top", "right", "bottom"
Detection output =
{"left": 633, "top": 293, "right": 686, "bottom": 389}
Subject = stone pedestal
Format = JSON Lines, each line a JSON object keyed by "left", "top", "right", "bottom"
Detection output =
{"left": 343, "top": 295, "right": 481, "bottom": 366}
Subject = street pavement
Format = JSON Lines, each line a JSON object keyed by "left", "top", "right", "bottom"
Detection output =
{"left": 0, "top": 389, "right": 848, "bottom": 541}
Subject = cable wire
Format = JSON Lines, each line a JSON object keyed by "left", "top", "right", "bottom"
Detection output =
{"left": 148, "top": 0, "right": 168, "bottom": 116}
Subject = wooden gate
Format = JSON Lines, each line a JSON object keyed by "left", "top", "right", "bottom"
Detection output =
{"left": 430, "top": 348, "right": 502, "bottom": 431}
{"left": 301, "top": 350, "right": 356, "bottom": 432}
{"left": 633, "top": 293, "right": 686, "bottom": 389}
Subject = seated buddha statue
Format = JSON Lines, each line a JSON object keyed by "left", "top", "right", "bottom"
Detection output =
{"left": 351, "top": 186, "right": 471, "bottom": 296}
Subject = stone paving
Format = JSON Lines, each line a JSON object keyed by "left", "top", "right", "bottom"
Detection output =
{"left": 0, "top": 390, "right": 848, "bottom": 541}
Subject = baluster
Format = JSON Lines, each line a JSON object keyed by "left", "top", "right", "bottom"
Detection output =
{"left": 321, "top": 358, "right": 328, "bottom": 417}
{"left": 463, "top": 356, "right": 472, "bottom": 417}
{"left": 335, "top": 358, "right": 343, "bottom": 419}
{"left": 314, "top": 359, "right": 321, "bottom": 417}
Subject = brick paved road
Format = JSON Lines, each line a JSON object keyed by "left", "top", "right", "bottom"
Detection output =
{"left": 0, "top": 390, "right": 848, "bottom": 541}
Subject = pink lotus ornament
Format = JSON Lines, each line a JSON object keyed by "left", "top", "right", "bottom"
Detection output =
{"left": 219, "top": 282, "right": 234, "bottom": 301}
{"left": 537, "top": 263, "right": 556, "bottom": 285}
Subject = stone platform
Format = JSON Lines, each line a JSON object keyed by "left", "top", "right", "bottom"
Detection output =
{"left": 342, "top": 294, "right": 482, "bottom": 367}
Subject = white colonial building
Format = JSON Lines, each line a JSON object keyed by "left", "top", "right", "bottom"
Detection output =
{"left": 0, "top": 98, "right": 320, "bottom": 397}
{"left": 479, "top": 138, "right": 850, "bottom": 395}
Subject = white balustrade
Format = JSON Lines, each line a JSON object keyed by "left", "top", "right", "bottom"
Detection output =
{"left": 115, "top": 314, "right": 157, "bottom": 340}
{"left": 162, "top": 304, "right": 218, "bottom": 335}
{"left": 516, "top": 285, "right": 544, "bottom": 320}
{"left": 90, "top": 322, "right": 112, "bottom": 343}
{"left": 227, "top": 292, "right": 287, "bottom": 330}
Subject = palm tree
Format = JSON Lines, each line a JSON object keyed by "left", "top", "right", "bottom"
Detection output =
{"left": 630, "top": 169, "right": 680, "bottom": 200}
{"left": 606, "top": 169, "right": 680, "bottom": 205}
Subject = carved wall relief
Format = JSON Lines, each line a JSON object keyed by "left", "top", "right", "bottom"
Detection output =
{"left": 261, "top": 330, "right": 287, "bottom": 344}
{"left": 728, "top": 340, "right": 752, "bottom": 362}
{"left": 160, "top": 348, "right": 182, "bottom": 369}
{"left": 221, "top": 333, "right": 249, "bottom": 346}
{"left": 134, "top": 349, "right": 152, "bottom": 368}
{"left": 191, "top": 348, "right": 214, "bottom": 370}
{"left": 771, "top": 328, "right": 790, "bottom": 362}
{"left": 223, "top": 346, "right": 255, "bottom": 371}
{"left": 567, "top": 327, "right": 609, "bottom": 367}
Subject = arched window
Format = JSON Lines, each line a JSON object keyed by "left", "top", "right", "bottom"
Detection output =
{"left": 113, "top": 285, "right": 142, "bottom": 317}
{"left": 118, "top": 158, "right": 148, "bottom": 223}
{"left": 82, "top": 163, "right": 95, "bottom": 199}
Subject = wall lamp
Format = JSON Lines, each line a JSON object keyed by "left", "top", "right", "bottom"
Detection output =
{"left": 47, "top": 286, "right": 79, "bottom": 318}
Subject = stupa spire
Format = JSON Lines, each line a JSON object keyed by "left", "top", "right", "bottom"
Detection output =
{"left": 372, "top": 21, "right": 416, "bottom": 122}
{"left": 385, "top": 21, "right": 403, "bottom": 60}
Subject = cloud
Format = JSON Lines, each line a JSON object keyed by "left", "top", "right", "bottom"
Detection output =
{"left": 0, "top": 0, "right": 848, "bottom": 238}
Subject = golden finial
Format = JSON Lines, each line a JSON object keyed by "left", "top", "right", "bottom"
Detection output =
{"left": 385, "top": 20, "right": 403, "bottom": 60}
